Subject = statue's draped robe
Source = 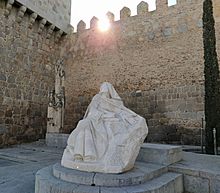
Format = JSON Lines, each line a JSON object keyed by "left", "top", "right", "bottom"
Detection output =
{"left": 61, "top": 83, "right": 148, "bottom": 173}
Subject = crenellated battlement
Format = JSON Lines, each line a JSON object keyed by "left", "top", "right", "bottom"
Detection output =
{"left": 69, "top": 0, "right": 203, "bottom": 52}
{"left": 74, "top": 0, "right": 203, "bottom": 39}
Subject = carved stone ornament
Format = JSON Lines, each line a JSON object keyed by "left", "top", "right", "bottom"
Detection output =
{"left": 48, "top": 88, "right": 65, "bottom": 108}
{"left": 4, "top": 0, "right": 15, "bottom": 17}
{"left": 56, "top": 59, "right": 65, "bottom": 78}
{"left": 16, "top": 6, "right": 27, "bottom": 23}
{"left": 29, "top": 13, "right": 38, "bottom": 28}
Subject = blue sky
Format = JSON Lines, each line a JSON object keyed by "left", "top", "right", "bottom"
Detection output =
{"left": 71, "top": 0, "right": 177, "bottom": 30}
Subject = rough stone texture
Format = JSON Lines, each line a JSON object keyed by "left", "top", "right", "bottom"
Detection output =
{"left": 0, "top": 0, "right": 220, "bottom": 147}
{"left": 62, "top": 0, "right": 207, "bottom": 145}
{"left": 0, "top": 3, "right": 64, "bottom": 147}
{"left": 183, "top": 175, "right": 209, "bottom": 193}
{"left": 15, "top": 0, "right": 71, "bottom": 33}
{"left": 211, "top": 179, "right": 220, "bottom": 193}
{"left": 63, "top": 84, "right": 204, "bottom": 145}
{"left": 214, "top": 0, "right": 220, "bottom": 23}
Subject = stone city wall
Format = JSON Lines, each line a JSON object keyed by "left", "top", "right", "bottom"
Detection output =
{"left": 62, "top": 0, "right": 207, "bottom": 145}
{"left": 0, "top": 0, "right": 219, "bottom": 147}
{"left": 0, "top": 1, "right": 67, "bottom": 147}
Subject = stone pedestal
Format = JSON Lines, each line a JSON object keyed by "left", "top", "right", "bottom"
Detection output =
{"left": 35, "top": 144, "right": 184, "bottom": 193}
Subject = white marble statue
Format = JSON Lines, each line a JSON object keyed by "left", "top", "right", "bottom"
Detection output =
{"left": 61, "top": 82, "right": 148, "bottom": 173}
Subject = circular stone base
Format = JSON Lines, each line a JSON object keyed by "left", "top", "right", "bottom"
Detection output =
{"left": 53, "top": 162, "right": 167, "bottom": 187}
{"left": 35, "top": 163, "right": 183, "bottom": 193}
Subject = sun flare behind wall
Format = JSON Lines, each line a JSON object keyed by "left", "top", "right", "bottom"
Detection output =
{"left": 71, "top": 0, "right": 177, "bottom": 31}
{"left": 98, "top": 17, "right": 111, "bottom": 32}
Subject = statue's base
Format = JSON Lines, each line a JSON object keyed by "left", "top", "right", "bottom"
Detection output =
{"left": 35, "top": 144, "right": 184, "bottom": 193}
{"left": 35, "top": 162, "right": 183, "bottom": 193}
{"left": 61, "top": 158, "right": 133, "bottom": 174}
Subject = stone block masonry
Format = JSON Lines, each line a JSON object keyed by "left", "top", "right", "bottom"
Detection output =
{"left": 15, "top": 0, "right": 72, "bottom": 33}
{"left": 0, "top": 0, "right": 219, "bottom": 147}
{"left": 61, "top": 0, "right": 207, "bottom": 145}
{"left": 64, "top": 85, "right": 204, "bottom": 145}
{"left": 0, "top": 1, "right": 67, "bottom": 147}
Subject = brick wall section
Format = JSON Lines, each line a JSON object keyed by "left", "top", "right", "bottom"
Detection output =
{"left": 62, "top": 0, "right": 205, "bottom": 145}
{"left": 0, "top": 2, "right": 61, "bottom": 147}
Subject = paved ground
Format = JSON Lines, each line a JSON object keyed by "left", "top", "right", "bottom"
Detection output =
{"left": 0, "top": 141, "right": 64, "bottom": 193}
{"left": 0, "top": 142, "right": 219, "bottom": 193}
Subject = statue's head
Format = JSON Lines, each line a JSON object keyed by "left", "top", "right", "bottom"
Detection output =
{"left": 99, "top": 82, "right": 122, "bottom": 102}
{"left": 99, "top": 82, "right": 111, "bottom": 98}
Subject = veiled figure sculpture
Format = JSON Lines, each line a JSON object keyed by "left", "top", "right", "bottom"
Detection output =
{"left": 61, "top": 82, "right": 148, "bottom": 173}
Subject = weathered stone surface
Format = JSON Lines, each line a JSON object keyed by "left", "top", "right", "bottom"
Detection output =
{"left": 0, "top": 4, "right": 61, "bottom": 147}
{"left": 120, "top": 173, "right": 183, "bottom": 193}
{"left": 61, "top": 0, "right": 209, "bottom": 146}
{"left": 0, "top": 124, "right": 7, "bottom": 134}
{"left": 77, "top": 20, "right": 86, "bottom": 33}
{"left": 137, "top": 143, "right": 182, "bottom": 165}
{"left": 184, "top": 175, "right": 209, "bottom": 193}
{"left": 169, "top": 152, "right": 220, "bottom": 193}
{"left": 211, "top": 179, "right": 220, "bottom": 193}
{"left": 0, "top": 73, "right": 6, "bottom": 81}
{"left": 52, "top": 161, "right": 167, "bottom": 187}
{"left": 0, "top": 0, "right": 219, "bottom": 149}
{"left": 16, "top": 0, "right": 71, "bottom": 33}
{"left": 53, "top": 163, "right": 95, "bottom": 185}
{"left": 120, "top": 7, "right": 131, "bottom": 19}
{"left": 137, "top": 1, "right": 148, "bottom": 15}
{"left": 36, "top": 165, "right": 183, "bottom": 193}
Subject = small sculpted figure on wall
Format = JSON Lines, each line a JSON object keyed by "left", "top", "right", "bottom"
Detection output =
{"left": 47, "top": 59, "right": 65, "bottom": 133}
{"left": 61, "top": 82, "right": 148, "bottom": 173}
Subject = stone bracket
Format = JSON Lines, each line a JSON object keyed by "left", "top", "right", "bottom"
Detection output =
{"left": 4, "top": 0, "right": 14, "bottom": 17}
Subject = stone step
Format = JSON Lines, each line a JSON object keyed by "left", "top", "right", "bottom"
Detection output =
{"left": 137, "top": 143, "right": 182, "bottom": 166}
{"left": 53, "top": 162, "right": 168, "bottom": 187}
{"left": 35, "top": 165, "right": 183, "bottom": 193}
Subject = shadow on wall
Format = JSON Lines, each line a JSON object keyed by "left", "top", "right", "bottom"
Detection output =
{"left": 64, "top": 85, "right": 203, "bottom": 146}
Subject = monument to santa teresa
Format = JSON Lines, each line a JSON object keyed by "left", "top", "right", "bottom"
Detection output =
{"left": 36, "top": 83, "right": 184, "bottom": 193}
{"left": 61, "top": 82, "right": 148, "bottom": 173}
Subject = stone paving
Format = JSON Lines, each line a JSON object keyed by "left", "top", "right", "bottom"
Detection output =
{"left": 0, "top": 141, "right": 64, "bottom": 193}
{"left": 0, "top": 142, "right": 220, "bottom": 193}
